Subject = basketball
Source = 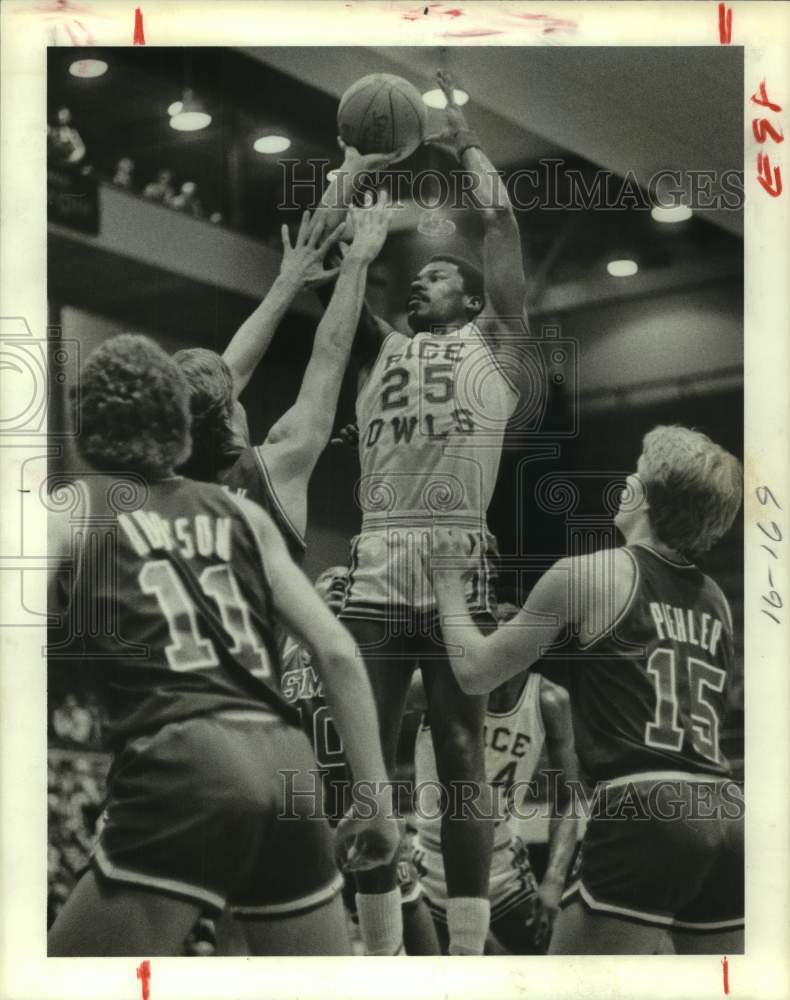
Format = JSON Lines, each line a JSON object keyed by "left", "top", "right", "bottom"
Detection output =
{"left": 337, "top": 73, "right": 427, "bottom": 162}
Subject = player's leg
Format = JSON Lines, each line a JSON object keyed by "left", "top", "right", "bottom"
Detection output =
{"left": 671, "top": 798, "right": 744, "bottom": 955}
{"left": 213, "top": 910, "right": 251, "bottom": 955}
{"left": 52, "top": 716, "right": 267, "bottom": 957}
{"left": 421, "top": 653, "right": 493, "bottom": 954}
{"left": 341, "top": 616, "right": 416, "bottom": 954}
{"left": 48, "top": 870, "right": 202, "bottom": 956}
{"left": 553, "top": 779, "right": 726, "bottom": 955}
{"left": 240, "top": 894, "right": 351, "bottom": 956}
{"left": 671, "top": 928, "right": 743, "bottom": 955}
{"left": 548, "top": 900, "right": 671, "bottom": 955}
{"left": 229, "top": 718, "right": 349, "bottom": 955}
{"left": 402, "top": 897, "right": 442, "bottom": 955}
{"left": 398, "top": 828, "right": 441, "bottom": 955}
{"left": 487, "top": 836, "right": 545, "bottom": 954}
{"left": 490, "top": 900, "right": 545, "bottom": 955}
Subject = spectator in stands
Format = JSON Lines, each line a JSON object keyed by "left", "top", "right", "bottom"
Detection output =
{"left": 112, "top": 157, "right": 135, "bottom": 190}
{"left": 169, "top": 180, "right": 204, "bottom": 218}
{"left": 47, "top": 107, "right": 86, "bottom": 167}
{"left": 143, "top": 168, "right": 176, "bottom": 204}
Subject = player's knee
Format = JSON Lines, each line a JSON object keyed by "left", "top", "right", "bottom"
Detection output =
{"left": 432, "top": 723, "right": 485, "bottom": 778}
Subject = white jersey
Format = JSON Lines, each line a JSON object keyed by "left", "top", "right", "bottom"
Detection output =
{"left": 341, "top": 324, "right": 516, "bottom": 617}
{"left": 412, "top": 673, "right": 545, "bottom": 911}
{"left": 356, "top": 324, "right": 517, "bottom": 529}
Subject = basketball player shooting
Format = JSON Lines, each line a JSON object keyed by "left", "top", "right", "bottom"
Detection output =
{"left": 316, "top": 70, "right": 533, "bottom": 956}
{"left": 431, "top": 426, "right": 744, "bottom": 955}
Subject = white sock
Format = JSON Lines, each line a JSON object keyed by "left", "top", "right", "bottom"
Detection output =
{"left": 356, "top": 890, "right": 403, "bottom": 956}
{"left": 446, "top": 896, "right": 490, "bottom": 955}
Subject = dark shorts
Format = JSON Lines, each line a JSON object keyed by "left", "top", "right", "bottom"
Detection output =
{"left": 92, "top": 710, "right": 342, "bottom": 918}
{"left": 562, "top": 773, "right": 744, "bottom": 933}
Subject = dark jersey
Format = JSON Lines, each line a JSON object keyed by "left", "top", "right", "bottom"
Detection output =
{"left": 218, "top": 446, "right": 306, "bottom": 565}
{"left": 280, "top": 638, "right": 351, "bottom": 824}
{"left": 49, "top": 475, "right": 299, "bottom": 750}
{"left": 559, "top": 543, "right": 734, "bottom": 782}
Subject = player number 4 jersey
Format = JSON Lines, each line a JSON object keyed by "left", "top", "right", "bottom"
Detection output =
{"left": 414, "top": 672, "right": 546, "bottom": 853}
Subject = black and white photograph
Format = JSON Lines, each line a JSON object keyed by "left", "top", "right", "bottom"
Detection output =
{"left": 1, "top": 3, "right": 788, "bottom": 999}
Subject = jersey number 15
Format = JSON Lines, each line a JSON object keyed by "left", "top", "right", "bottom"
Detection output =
{"left": 645, "top": 647, "right": 726, "bottom": 764}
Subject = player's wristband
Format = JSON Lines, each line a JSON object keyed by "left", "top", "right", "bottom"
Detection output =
{"left": 455, "top": 129, "right": 482, "bottom": 159}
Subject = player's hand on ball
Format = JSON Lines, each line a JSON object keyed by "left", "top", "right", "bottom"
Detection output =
{"left": 424, "top": 70, "right": 478, "bottom": 160}
{"left": 335, "top": 801, "right": 402, "bottom": 874}
{"left": 346, "top": 190, "right": 393, "bottom": 264}
{"left": 338, "top": 137, "right": 412, "bottom": 174}
{"left": 279, "top": 209, "right": 345, "bottom": 290}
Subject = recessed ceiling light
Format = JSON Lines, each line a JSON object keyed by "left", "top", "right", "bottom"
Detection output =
{"left": 169, "top": 88, "right": 211, "bottom": 131}
{"left": 170, "top": 111, "right": 212, "bottom": 132}
{"left": 168, "top": 100, "right": 184, "bottom": 117}
{"left": 253, "top": 135, "right": 291, "bottom": 154}
{"left": 68, "top": 59, "right": 108, "bottom": 79}
{"left": 651, "top": 204, "right": 693, "bottom": 223}
{"left": 422, "top": 88, "right": 469, "bottom": 110}
{"left": 607, "top": 259, "right": 638, "bottom": 277}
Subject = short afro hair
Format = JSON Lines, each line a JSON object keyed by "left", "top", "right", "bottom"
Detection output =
{"left": 638, "top": 425, "right": 742, "bottom": 558}
{"left": 428, "top": 253, "right": 485, "bottom": 307}
{"left": 172, "top": 348, "right": 236, "bottom": 480}
{"left": 77, "top": 334, "right": 191, "bottom": 478}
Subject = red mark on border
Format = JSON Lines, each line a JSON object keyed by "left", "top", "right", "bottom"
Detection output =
{"left": 718, "top": 3, "right": 732, "bottom": 44}
{"left": 133, "top": 7, "right": 145, "bottom": 45}
{"left": 757, "top": 152, "right": 783, "bottom": 197}
{"left": 752, "top": 80, "right": 782, "bottom": 113}
{"left": 751, "top": 81, "right": 784, "bottom": 197}
{"left": 137, "top": 960, "right": 151, "bottom": 1000}
{"left": 721, "top": 955, "right": 730, "bottom": 995}
{"left": 753, "top": 119, "right": 784, "bottom": 144}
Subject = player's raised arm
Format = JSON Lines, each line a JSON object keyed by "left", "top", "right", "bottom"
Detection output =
{"left": 232, "top": 492, "right": 399, "bottom": 870}
{"left": 222, "top": 210, "right": 344, "bottom": 398}
{"left": 256, "top": 191, "right": 393, "bottom": 527}
{"left": 425, "top": 70, "right": 528, "bottom": 335}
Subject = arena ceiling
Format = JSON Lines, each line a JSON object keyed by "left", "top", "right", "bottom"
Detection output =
{"left": 49, "top": 45, "right": 742, "bottom": 321}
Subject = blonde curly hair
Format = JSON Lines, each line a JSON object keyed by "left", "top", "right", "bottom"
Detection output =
{"left": 637, "top": 425, "right": 742, "bottom": 558}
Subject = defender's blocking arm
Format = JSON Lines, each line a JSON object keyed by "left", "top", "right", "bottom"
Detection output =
{"left": 222, "top": 211, "right": 343, "bottom": 398}
{"left": 232, "top": 493, "right": 399, "bottom": 871}
{"left": 256, "top": 192, "right": 393, "bottom": 527}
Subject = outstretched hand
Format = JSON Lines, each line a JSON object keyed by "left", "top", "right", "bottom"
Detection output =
{"left": 345, "top": 190, "right": 393, "bottom": 264}
{"left": 338, "top": 137, "right": 412, "bottom": 174}
{"left": 423, "top": 70, "right": 478, "bottom": 160}
{"left": 279, "top": 210, "right": 345, "bottom": 290}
